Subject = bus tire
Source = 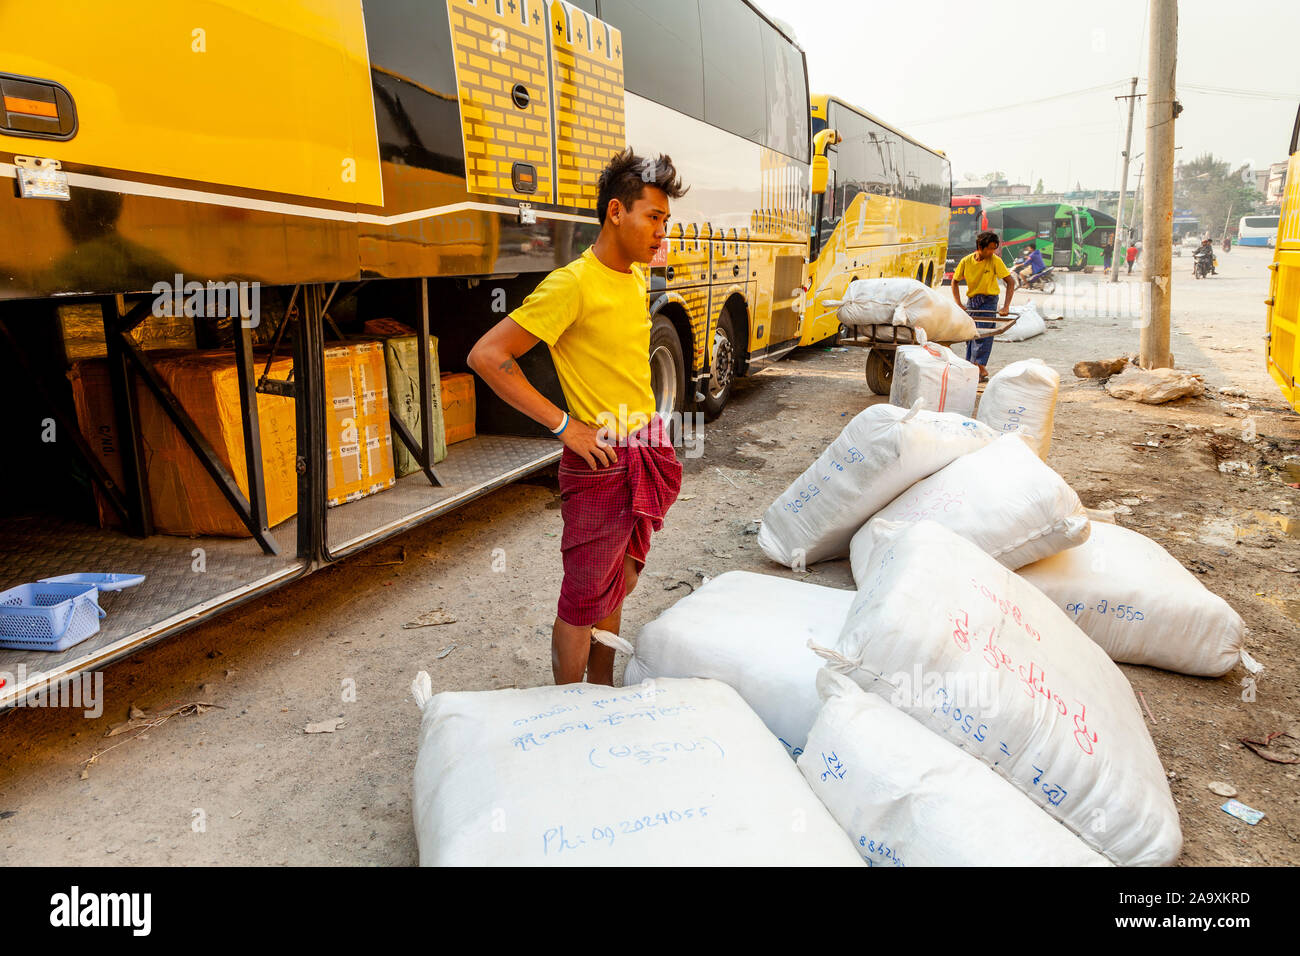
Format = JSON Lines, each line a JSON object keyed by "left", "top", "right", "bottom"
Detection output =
{"left": 649, "top": 314, "right": 686, "bottom": 422}
{"left": 702, "top": 307, "right": 737, "bottom": 422}
{"left": 865, "top": 348, "right": 893, "bottom": 395}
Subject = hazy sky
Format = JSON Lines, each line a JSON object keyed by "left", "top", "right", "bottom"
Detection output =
{"left": 754, "top": 0, "right": 1299, "bottom": 191}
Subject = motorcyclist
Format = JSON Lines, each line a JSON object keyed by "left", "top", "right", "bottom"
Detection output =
{"left": 1015, "top": 244, "right": 1047, "bottom": 287}
{"left": 1195, "top": 237, "right": 1217, "bottom": 275}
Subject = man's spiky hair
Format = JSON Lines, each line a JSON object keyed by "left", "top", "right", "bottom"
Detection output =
{"left": 595, "top": 147, "right": 688, "bottom": 225}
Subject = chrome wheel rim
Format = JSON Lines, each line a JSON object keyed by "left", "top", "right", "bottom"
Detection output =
{"left": 650, "top": 344, "right": 678, "bottom": 417}
{"left": 708, "top": 328, "right": 734, "bottom": 400}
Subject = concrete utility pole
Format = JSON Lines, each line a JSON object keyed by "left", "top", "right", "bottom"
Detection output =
{"left": 1111, "top": 77, "right": 1141, "bottom": 283}
{"left": 1139, "top": 0, "right": 1179, "bottom": 369}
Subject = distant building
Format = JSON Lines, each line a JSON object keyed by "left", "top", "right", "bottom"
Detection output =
{"left": 1267, "top": 161, "right": 1289, "bottom": 206}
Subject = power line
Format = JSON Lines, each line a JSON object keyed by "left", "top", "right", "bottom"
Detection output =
{"left": 900, "top": 80, "right": 1129, "bottom": 127}
{"left": 1177, "top": 83, "right": 1296, "bottom": 101}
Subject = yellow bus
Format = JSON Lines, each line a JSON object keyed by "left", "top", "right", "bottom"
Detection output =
{"left": 1266, "top": 103, "right": 1300, "bottom": 412}
{"left": 0, "top": 0, "right": 810, "bottom": 707}
{"left": 799, "top": 94, "right": 951, "bottom": 377}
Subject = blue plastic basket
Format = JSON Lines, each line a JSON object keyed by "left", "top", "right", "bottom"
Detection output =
{"left": 38, "top": 572, "right": 146, "bottom": 592}
{"left": 0, "top": 582, "right": 106, "bottom": 652}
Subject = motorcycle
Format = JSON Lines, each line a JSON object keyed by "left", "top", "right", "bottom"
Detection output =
{"left": 1017, "top": 266, "right": 1057, "bottom": 294}
{"left": 1193, "top": 250, "right": 1216, "bottom": 279}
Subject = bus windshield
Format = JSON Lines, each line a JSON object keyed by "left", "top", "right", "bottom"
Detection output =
{"left": 949, "top": 209, "right": 979, "bottom": 251}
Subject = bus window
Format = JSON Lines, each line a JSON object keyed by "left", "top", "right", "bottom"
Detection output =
{"left": 602, "top": 0, "right": 703, "bottom": 120}
{"left": 701, "top": 0, "right": 766, "bottom": 145}
{"left": 761, "top": 22, "right": 810, "bottom": 161}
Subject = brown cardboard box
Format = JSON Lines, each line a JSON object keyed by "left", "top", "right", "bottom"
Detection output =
{"left": 68, "top": 351, "right": 298, "bottom": 536}
{"left": 324, "top": 342, "right": 396, "bottom": 507}
{"left": 441, "top": 372, "right": 477, "bottom": 445}
{"left": 59, "top": 303, "right": 196, "bottom": 363}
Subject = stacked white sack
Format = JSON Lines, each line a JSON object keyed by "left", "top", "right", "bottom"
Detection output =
{"left": 889, "top": 339, "right": 978, "bottom": 417}
{"left": 815, "top": 520, "right": 1183, "bottom": 866}
{"left": 849, "top": 433, "right": 1090, "bottom": 572}
{"left": 410, "top": 674, "right": 864, "bottom": 866}
{"left": 758, "top": 403, "right": 996, "bottom": 567}
{"left": 1018, "top": 521, "right": 1246, "bottom": 676}
{"left": 830, "top": 277, "right": 976, "bottom": 342}
{"left": 626, "top": 570, "right": 855, "bottom": 757}
{"left": 976, "top": 358, "right": 1060, "bottom": 459}
{"left": 1000, "top": 301, "right": 1047, "bottom": 342}
{"left": 800, "top": 670, "right": 1111, "bottom": 867}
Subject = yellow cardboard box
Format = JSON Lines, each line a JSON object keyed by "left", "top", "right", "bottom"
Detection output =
{"left": 324, "top": 341, "right": 395, "bottom": 506}
{"left": 441, "top": 372, "right": 477, "bottom": 445}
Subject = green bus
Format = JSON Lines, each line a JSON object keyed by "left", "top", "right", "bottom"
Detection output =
{"left": 984, "top": 201, "right": 1116, "bottom": 271}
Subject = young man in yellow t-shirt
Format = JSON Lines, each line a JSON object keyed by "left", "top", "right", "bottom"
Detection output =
{"left": 467, "top": 148, "right": 688, "bottom": 685}
{"left": 951, "top": 230, "right": 1015, "bottom": 381}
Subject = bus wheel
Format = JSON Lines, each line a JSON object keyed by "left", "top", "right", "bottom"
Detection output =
{"left": 865, "top": 348, "right": 893, "bottom": 395}
{"left": 650, "top": 315, "right": 686, "bottom": 421}
{"left": 702, "top": 308, "right": 737, "bottom": 421}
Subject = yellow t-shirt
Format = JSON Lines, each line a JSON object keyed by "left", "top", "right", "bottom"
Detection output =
{"left": 954, "top": 252, "right": 1010, "bottom": 297}
{"left": 510, "top": 247, "right": 654, "bottom": 437}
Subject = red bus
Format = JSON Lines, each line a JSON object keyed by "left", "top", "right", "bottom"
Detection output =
{"left": 944, "top": 194, "right": 987, "bottom": 282}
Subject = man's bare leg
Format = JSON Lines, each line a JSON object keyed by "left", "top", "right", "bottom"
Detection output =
{"left": 585, "top": 554, "right": 639, "bottom": 686}
{"left": 552, "top": 553, "right": 639, "bottom": 685}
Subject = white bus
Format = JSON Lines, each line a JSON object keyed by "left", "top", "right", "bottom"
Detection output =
{"left": 1238, "top": 214, "right": 1280, "bottom": 246}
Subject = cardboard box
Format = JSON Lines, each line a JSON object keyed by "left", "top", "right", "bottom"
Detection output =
{"left": 59, "top": 303, "right": 196, "bottom": 362}
{"left": 441, "top": 372, "right": 477, "bottom": 445}
{"left": 383, "top": 334, "right": 448, "bottom": 477}
{"left": 68, "top": 351, "right": 298, "bottom": 537}
{"left": 324, "top": 341, "right": 395, "bottom": 507}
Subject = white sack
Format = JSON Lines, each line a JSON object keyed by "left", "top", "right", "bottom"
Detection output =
{"left": 816, "top": 520, "right": 1182, "bottom": 866}
{"left": 1017, "top": 521, "right": 1245, "bottom": 676}
{"left": 410, "top": 673, "right": 863, "bottom": 866}
{"left": 1000, "top": 302, "right": 1047, "bottom": 342}
{"left": 850, "top": 433, "right": 1090, "bottom": 572}
{"left": 800, "top": 669, "right": 1111, "bottom": 866}
{"left": 976, "top": 358, "right": 1060, "bottom": 459}
{"left": 831, "top": 277, "right": 976, "bottom": 342}
{"left": 625, "top": 570, "right": 855, "bottom": 757}
{"left": 758, "top": 403, "right": 996, "bottom": 567}
{"left": 889, "top": 341, "right": 978, "bottom": 417}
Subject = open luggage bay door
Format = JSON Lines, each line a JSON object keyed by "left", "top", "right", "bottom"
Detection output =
{"left": 446, "top": 0, "right": 625, "bottom": 210}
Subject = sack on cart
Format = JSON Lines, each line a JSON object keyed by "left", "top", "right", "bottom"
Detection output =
{"left": 830, "top": 278, "right": 976, "bottom": 342}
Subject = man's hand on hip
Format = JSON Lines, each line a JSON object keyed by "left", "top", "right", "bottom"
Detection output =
{"left": 562, "top": 419, "right": 617, "bottom": 469}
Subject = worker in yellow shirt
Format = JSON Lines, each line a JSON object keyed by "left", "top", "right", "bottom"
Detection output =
{"left": 468, "top": 148, "right": 687, "bottom": 685}
{"left": 950, "top": 230, "right": 1015, "bottom": 382}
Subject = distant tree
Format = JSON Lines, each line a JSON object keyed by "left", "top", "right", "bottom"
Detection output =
{"left": 1176, "top": 152, "right": 1263, "bottom": 237}
{"left": 981, "top": 170, "right": 1007, "bottom": 183}
{"left": 1034, "top": 179, "right": 1044, "bottom": 194}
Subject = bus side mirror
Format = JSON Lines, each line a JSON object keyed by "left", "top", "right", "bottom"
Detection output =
{"left": 811, "top": 155, "right": 828, "bottom": 195}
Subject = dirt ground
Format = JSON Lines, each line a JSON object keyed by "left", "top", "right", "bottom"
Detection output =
{"left": 1, "top": 246, "right": 1296, "bottom": 866}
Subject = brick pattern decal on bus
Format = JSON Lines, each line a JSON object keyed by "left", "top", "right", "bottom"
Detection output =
{"left": 549, "top": 0, "right": 626, "bottom": 210}
{"left": 754, "top": 147, "right": 810, "bottom": 243}
{"left": 448, "top": 0, "right": 553, "bottom": 201}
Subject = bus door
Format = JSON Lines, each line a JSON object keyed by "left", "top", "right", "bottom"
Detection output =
{"left": 1052, "top": 216, "right": 1074, "bottom": 267}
